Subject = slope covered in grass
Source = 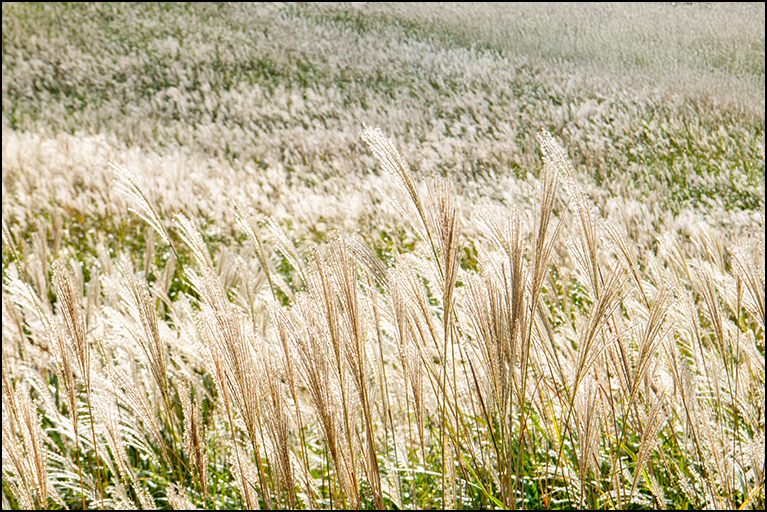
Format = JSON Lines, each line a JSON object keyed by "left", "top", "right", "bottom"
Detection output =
{"left": 2, "top": 2, "right": 764, "bottom": 510}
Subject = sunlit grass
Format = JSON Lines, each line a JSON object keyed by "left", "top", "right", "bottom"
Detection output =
{"left": 2, "top": 3, "right": 764, "bottom": 510}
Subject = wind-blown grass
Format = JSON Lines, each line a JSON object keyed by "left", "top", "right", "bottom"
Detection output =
{"left": 2, "top": 3, "right": 764, "bottom": 510}
{"left": 4, "top": 124, "right": 764, "bottom": 509}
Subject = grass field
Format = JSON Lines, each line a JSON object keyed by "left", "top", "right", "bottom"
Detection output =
{"left": 2, "top": 2, "right": 764, "bottom": 509}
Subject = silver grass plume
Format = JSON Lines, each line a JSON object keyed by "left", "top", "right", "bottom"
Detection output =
{"left": 180, "top": 380, "right": 208, "bottom": 502}
{"left": 117, "top": 262, "right": 171, "bottom": 412}
{"left": 52, "top": 260, "right": 90, "bottom": 391}
{"left": 111, "top": 163, "right": 179, "bottom": 262}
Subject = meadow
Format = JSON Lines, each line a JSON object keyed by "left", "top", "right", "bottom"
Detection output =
{"left": 2, "top": 2, "right": 764, "bottom": 509}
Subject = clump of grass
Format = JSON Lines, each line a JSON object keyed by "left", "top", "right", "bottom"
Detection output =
{"left": 2, "top": 126, "right": 764, "bottom": 510}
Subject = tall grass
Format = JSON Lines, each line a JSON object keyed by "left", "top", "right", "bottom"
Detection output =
{"left": 358, "top": 3, "right": 765, "bottom": 102}
{"left": 2, "top": 3, "right": 764, "bottom": 509}
{"left": 3, "top": 124, "right": 764, "bottom": 509}
{"left": 2, "top": 3, "right": 763, "bottom": 221}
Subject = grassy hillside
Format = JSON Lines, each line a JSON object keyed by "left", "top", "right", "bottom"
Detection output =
{"left": 2, "top": 2, "right": 764, "bottom": 509}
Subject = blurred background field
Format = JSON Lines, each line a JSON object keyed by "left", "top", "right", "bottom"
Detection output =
{"left": 2, "top": 2, "right": 764, "bottom": 510}
{"left": 2, "top": 2, "right": 764, "bottom": 247}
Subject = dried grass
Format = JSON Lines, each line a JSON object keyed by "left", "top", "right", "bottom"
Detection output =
{"left": 2, "top": 125, "right": 764, "bottom": 510}
{"left": 1, "top": 6, "right": 764, "bottom": 507}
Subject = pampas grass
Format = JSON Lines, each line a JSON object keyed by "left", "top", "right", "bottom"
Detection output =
{"left": 2, "top": 3, "right": 763, "bottom": 510}
{"left": 3, "top": 123, "right": 765, "bottom": 509}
